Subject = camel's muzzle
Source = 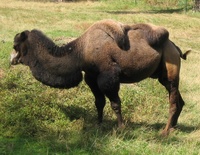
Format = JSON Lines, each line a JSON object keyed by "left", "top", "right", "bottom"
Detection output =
{"left": 10, "top": 50, "right": 20, "bottom": 65}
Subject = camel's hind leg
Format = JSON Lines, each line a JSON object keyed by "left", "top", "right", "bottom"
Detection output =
{"left": 158, "top": 40, "right": 185, "bottom": 136}
{"left": 159, "top": 78, "right": 184, "bottom": 136}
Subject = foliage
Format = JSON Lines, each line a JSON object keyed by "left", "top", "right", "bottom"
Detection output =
{"left": 0, "top": 0, "right": 200, "bottom": 154}
{"left": 194, "top": 0, "right": 200, "bottom": 11}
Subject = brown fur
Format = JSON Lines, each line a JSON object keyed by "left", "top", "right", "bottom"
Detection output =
{"left": 86, "top": 19, "right": 130, "bottom": 50}
{"left": 129, "top": 23, "right": 169, "bottom": 47}
{"left": 11, "top": 19, "right": 190, "bottom": 136}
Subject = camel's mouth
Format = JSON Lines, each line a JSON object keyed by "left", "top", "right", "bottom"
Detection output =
{"left": 11, "top": 35, "right": 25, "bottom": 65}
{"left": 10, "top": 50, "right": 21, "bottom": 65}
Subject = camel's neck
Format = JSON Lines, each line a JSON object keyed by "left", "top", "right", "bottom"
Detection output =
{"left": 29, "top": 29, "right": 81, "bottom": 57}
{"left": 31, "top": 62, "right": 83, "bottom": 89}
{"left": 46, "top": 40, "right": 78, "bottom": 57}
{"left": 27, "top": 30, "right": 83, "bottom": 88}
{"left": 30, "top": 31, "right": 82, "bottom": 74}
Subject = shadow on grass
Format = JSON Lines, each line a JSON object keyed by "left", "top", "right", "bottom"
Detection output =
{"left": 59, "top": 104, "right": 90, "bottom": 121}
{"left": 177, "top": 123, "right": 198, "bottom": 133}
{"left": 58, "top": 104, "right": 197, "bottom": 136}
{"left": 0, "top": 104, "right": 197, "bottom": 154}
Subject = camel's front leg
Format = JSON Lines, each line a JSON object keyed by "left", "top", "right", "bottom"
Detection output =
{"left": 110, "top": 97, "right": 124, "bottom": 128}
{"left": 97, "top": 69, "right": 124, "bottom": 128}
{"left": 85, "top": 74, "right": 106, "bottom": 124}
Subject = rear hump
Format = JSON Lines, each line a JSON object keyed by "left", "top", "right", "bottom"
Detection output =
{"left": 130, "top": 23, "right": 169, "bottom": 47}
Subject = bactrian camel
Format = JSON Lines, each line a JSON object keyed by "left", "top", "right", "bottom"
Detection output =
{"left": 10, "top": 19, "right": 190, "bottom": 136}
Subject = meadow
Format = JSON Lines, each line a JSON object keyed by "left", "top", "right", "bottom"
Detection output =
{"left": 0, "top": 0, "right": 200, "bottom": 154}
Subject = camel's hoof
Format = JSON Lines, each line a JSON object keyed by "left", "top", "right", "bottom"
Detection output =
{"left": 161, "top": 127, "right": 176, "bottom": 137}
{"left": 161, "top": 130, "right": 170, "bottom": 137}
{"left": 118, "top": 123, "right": 126, "bottom": 130}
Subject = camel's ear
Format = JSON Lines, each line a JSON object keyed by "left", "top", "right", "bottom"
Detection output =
{"left": 20, "top": 30, "right": 30, "bottom": 42}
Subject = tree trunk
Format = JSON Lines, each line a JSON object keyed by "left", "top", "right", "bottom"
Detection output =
{"left": 194, "top": 0, "right": 200, "bottom": 11}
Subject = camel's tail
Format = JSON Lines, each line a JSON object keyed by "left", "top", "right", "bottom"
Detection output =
{"left": 181, "top": 50, "right": 191, "bottom": 60}
{"left": 171, "top": 41, "right": 191, "bottom": 60}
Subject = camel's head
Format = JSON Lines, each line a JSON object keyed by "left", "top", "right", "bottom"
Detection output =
{"left": 10, "top": 30, "right": 30, "bottom": 65}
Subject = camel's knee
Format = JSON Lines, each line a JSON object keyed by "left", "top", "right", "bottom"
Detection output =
{"left": 168, "top": 79, "right": 179, "bottom": 99}
{"left": 169, "top": 102, "right": 177, "bottom": 114}
{"left": 111, "top": 101, "right": 121, "bottom": 114}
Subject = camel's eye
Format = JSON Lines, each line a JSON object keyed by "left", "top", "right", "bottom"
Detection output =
{"left": 13, "top": 45, "right": 19, "bottom": 51}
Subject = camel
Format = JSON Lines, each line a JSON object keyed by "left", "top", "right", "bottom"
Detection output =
{"left": 10, "top": 19, "right": 190, "bottom": 136}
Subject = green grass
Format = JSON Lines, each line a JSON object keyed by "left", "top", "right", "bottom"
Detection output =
{"left": 0, "top": 0, "right": 200, "bottom": 154}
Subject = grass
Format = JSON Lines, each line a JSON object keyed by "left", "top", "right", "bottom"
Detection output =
{"left": 0, "top": 0, "right": 200, "bottom": 154}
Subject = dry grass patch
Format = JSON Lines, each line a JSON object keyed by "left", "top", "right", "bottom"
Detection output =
{"left": 0, "top": 69, "right": 4, "bottom": 79}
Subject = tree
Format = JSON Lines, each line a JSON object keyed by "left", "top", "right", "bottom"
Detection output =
{"left": 194, "top": 0, "right": 200, "bottom": 11}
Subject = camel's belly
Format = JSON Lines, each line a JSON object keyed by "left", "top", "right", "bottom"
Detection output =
{"left": 119, "top": 52, "right": 161, "bottom": 83}
{"left": 119, "top": 67, "right": 157, "bottom": 83}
